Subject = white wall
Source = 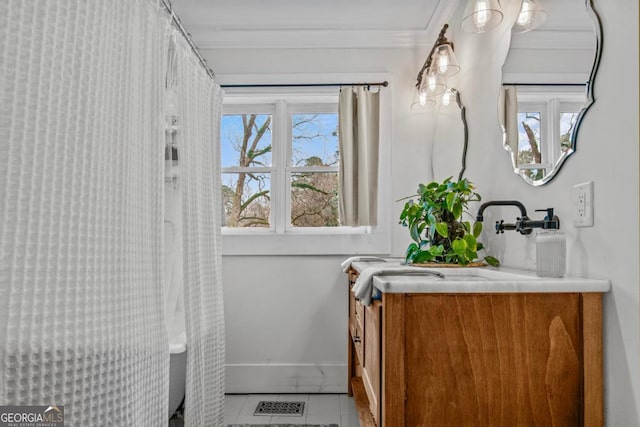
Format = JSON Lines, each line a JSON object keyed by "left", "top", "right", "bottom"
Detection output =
{"left": 205, "top": 47, "right": 437, "bottom": 392}
{"left": 447, "top": 1, "right": 640, "bottom": 424}
{"left": 205, "top": 1, "right": 640, "bottom": 422}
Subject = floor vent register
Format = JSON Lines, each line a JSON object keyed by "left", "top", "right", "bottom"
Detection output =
{"left": 254, "top": 401, "right": 305, "bottom": 416}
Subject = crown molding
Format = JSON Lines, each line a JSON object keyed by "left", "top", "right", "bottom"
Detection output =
{"left": 509, "top": 30, "right": 595, "bottom": 50}
{"left": 190, "top": 0, "right": 460, "bottom": 50}
{"left": 193, "top": 29, "right": 437, "bottom": 49}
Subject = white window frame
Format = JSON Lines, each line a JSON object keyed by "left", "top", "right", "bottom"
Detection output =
{"left": 516, "top": 101, "right": 549, "bottom": 170}
{"left": 516, "top": 86, "right": 586, "bottom": 172}
{"left": 219, "top": 75, "right": 392, "bottom": 256}
{"left": 285, "top": 102, "right": 340, "bottom": 234}
{"left": 221, "top": 103, "right": 276, "bottom": 233}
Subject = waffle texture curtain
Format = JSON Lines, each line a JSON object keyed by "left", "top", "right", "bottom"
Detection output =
{"left": 173, "top": 35, "right": 226, "bottom": 426}
{"left": 0, "top": 1, "right": 170, "bottom": 425}
{"left": 338, "top": 87, "right": 380, "bottom": 226}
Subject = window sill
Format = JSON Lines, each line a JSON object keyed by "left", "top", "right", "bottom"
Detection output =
{"left": 221, "top": 227, "right": 390, "bottom": 256}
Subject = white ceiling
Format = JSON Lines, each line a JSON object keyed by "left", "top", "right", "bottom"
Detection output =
{"left": 169, "top": 0, "right": 596, "bottom": 50}
{"left": 171, "top": 0, "right": 441, "bottom": 31}
{"left": 169, "top": 0, "right": 449, "bottom": 49}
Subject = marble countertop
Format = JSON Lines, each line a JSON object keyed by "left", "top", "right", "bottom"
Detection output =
{"left": 349, "top": 259, "right": 611, "bottom": 294}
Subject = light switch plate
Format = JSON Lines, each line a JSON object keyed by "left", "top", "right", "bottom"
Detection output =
{"left": 573, "top": 181, "right": 594, "bottom": 227}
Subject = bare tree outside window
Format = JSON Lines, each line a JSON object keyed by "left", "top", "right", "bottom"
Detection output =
{"left": 221, "top": 111, "right": 340, "bottom": 228}
{"left": 222, "top": 114, "right": 272, "bottom": 227}
{"left": 560, "top": 112, "right": 578, "bottom": 153}
{"left": 517, "top": 111, "right": 544, "bottom": 181}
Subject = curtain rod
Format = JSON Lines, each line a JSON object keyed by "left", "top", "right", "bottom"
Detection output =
{"left": 502, "top": 83, "right": 586, "bottom": 86}
{"left": 220, "top": 81, "right": 389, "bottom": 89}
{"left": 160, "top": 0, "right": 216, "bottom": 80}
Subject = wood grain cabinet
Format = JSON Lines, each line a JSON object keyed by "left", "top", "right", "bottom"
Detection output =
{"left": 347, "top": 268, "right": 604, "bottom": 427}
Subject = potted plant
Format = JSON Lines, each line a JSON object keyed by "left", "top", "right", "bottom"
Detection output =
{"left": 399, "top": 177, "right": 499, "bottom": 266}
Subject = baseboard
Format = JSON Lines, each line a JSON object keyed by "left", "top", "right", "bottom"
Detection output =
{"left": 225, "top": 363, "right": 347, "bottom": 394}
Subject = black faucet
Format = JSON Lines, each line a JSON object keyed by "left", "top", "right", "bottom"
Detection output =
{"left": 476, "top": 201, "right": 560, "bottom": 235}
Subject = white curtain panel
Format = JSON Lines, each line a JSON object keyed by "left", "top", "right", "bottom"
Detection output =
{"left": 0, "top": 1, "right": 170, "bottom": 425}
{"left": 338, "top": 87, "right": 380, "bottom": 226}
{"left": 498, "top": 84, "right": 519, "bottom": 164}
{"left": 173, "top": 35, "right": 226, "bottom": 426}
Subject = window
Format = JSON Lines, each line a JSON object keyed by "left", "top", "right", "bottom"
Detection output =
{"left": 219, "top": 81, "right": 391, "bottom": 256}
{"left": 516, "top": 87, "right": 586, "bottom": 181}
{"left": 221, "top": 97, "right": 342, "bottom": 231}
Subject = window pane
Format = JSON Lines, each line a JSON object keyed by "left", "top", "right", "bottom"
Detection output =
{"left": 221, "top": 114, "right": 272, "bottom": 168}
{"left": 222, "top": 172, "right": 271, "bottom": 228}
{"left": 291, "top": 113, "right": 339, "bottom": 167}
{"left": 517, "top": 112, "right": 542, "bottom": 165}
{"left": 291, "top": 172, "right": 339, "bottom": 227}
{"left": 560, "top": 112, "right": 578, "bottom": 153}
{"left": 524, "top": 168, "right": 545, "bottom": 181}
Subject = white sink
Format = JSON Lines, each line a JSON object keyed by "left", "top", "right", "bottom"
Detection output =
{"left": 351, "top": 261, "right": 611, "bottom": 294}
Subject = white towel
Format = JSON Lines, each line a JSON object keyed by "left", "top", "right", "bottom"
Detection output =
{"left": 352, "top": 265, "right": 427, "bottom": 306}
{"left": 340, "top": 256, "right": 387, "bottom": 272}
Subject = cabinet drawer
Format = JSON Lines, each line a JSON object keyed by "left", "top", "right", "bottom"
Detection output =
{"left": 352, "top": 316, "right": 365, "bottom": 365}
{"left": 349, "top": 290, "right": 356, "bottom": 334}
{"left": 362, "top": 301, "right": 381, "bottom": 426}
{"left": 354, "top": 298, "right": 364, "bottom": 330}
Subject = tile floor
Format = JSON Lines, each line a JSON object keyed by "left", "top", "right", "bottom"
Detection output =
{"left": 224, "top": 393, "right": 359, "bottom": 426}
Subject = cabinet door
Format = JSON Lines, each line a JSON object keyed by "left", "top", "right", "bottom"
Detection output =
{"left": 362, "top": 301, "right": 381, "bottom": 426}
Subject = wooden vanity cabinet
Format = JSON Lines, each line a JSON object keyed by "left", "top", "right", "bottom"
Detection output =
{"left": 347, "top": 268, "right": 604, "bottom": 427}
{"left": 348, "top": 270, "right": 382, "bottom": 426}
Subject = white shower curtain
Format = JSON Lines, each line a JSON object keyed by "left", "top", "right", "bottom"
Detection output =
{"left": 0, "top": 1, "right": 171, "bottom": 425}
{"left": 172, "top": 35, "right": 226, "bottom": 426}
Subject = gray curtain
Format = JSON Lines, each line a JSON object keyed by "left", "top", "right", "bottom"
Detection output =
{"left": 338, "top": 86, "right": 380, "bottom": 226}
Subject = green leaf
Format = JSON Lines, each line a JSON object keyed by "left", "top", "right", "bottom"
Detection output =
{"left": 465, "top": 249, "right": 478, "bottom": 261}
{"left": 463, "top": 234, "right": 477, "bottom": 252}
{"left": 473, "top": 221, "right": 483, "bottom": 238}
{"left": 427, "top": 213, "right": 437, "bottom": 226}
{"left": 410, "top": 223, "right": 420, "bottom": 243}
{"left": 435, "top": 222, "right": 449, "bottom": 238}
{"left": 429, "top": 245, "right": 445, "bottom": 256}
{"left": 477, "top": 242, "right": 485, "bottom": 251}
{"left": 405, "top": 242, "right": 418, "bottom": 254}
{"left": 445, "top": 192, "right": 456, "bottom": 211}
{"left": 413, "top": 250, "right": 434, "bottom": 264}
{"left": 418, "top": 222, "right": 427, "bottom": 236}
{"left": 405, "top": 243, "right": 419, "bottom": 263}
{"left": 452, "top": 202, "right": 463, "bottom": 220}
{"left": 484, "top": 256, "right": 500, "bottom": 267}
{"left": 451, "top": 238, "right": 467, "bottom": 256}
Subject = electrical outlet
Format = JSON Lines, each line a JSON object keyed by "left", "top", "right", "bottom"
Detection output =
{"left": 573, "top": 181, "right": 594, "bottom": 227}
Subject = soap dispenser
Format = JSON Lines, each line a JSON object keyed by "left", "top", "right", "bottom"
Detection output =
{"left": 535, "top": 208, "right": 565, "bottom": 277}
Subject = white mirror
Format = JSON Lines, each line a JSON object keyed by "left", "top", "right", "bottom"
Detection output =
{"left": 499, "top": 0, "right": 602, "bottom": 186}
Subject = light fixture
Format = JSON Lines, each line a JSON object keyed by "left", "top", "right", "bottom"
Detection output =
{"left": 431, "top": 43, "right": 460, "bottom": 78}
{"left": 410, "top": 87, "right": 437, "bottom": 111}
{"left": 513, "top": 0, "right": 546, "bottom": 33}
{"left": 421, "top": 65, "right": 447, "bottom": 97}
{"left": 411, "top": 24, "right": 460, "bottom": 111}
{"left": 442, "top": 89, "right": 454, "bottom": 107}
{"left": 461, "top": 0, "right": 504, "bottom": 33}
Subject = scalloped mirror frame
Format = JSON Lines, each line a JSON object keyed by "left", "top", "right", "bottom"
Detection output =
{"left": 501, "top": 0, "right": 603, "bottom": 186}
